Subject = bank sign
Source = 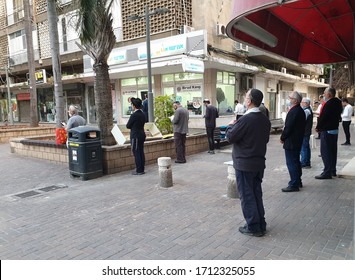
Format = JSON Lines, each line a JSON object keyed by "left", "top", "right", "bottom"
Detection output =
{"left": 138, "top": 37, "right": 187, "bottom": 60}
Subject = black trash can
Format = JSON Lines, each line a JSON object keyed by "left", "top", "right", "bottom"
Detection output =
{"left": 68, "top": 126, "right": 103, "bottom": 180}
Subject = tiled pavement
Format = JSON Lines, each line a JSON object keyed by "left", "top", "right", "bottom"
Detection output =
{"left": 0, "top": 129, "right": 354, "bottom": 260}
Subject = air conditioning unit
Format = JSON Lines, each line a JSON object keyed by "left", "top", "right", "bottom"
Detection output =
{"left": 281, "top": 67, "right": 287, "bottom": 74}
{"left": 306, "top": 74, "right": 311, "bottom": 79}
{"left": 236, "top": 43, "right": 249, "bottom": 52}
{"left": 181, "top": 25, "right": 195, "bottom": 34}
{"left": 216, "top": 24, "right": 227, "bottom": 37}
{"left": 319, "top": 78, "right": 325, "bottom": 83}
{"left": 301, "top": 74, "right": 305, "bottom": 79}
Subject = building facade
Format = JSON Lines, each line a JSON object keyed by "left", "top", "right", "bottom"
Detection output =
{"left": 0, "top": 0, "right": 326, "bottom": 127}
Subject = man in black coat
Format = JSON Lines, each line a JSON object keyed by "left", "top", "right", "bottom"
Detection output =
{"left": 203, "top": 99, "right": 219, "bottom": 154}
{"left": 315, "top": 87, "right": 343, "bottom": 179}
{"left": 280, "top": 91, "right": 306, "bottom": 192}
{"left": 126, "top": 98, "right": 146, "bottom": 175}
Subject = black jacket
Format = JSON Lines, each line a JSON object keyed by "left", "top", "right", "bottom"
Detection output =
{"left": 316, "top": 97, "right": 343, "bottom": 131}
{"left": 280, "top": 104, "right": 306, "bottom": 151}
{"left": 126, "top": 110, "right": 146, "bottom": 140}
{"left": 204, "top": 105, "right": 219, "bottom": 128}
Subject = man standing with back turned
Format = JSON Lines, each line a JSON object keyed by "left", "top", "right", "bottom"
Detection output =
{"left": 203, "top": 99, "right": 219, "bottom": 154}
{"left": 226, "top": 89, "right": 271, "bottom": 237}
{"left": 315, "top": 87, "right": 343, "bottom": 179}
{"left": 172, "top": 101, "right": 189, "bottom": 163}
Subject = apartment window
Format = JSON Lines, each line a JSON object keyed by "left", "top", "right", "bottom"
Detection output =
{"left": 9, "top": 30, "right": 26, "bottom": 54}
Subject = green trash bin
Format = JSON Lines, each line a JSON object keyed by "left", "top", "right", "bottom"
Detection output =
{"left": 68, "top": 126, "right": 103, "bottom": 180}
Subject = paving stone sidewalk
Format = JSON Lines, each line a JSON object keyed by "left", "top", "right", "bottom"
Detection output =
{"left": 0, "top": 131, "right": 354, "bottom": 260}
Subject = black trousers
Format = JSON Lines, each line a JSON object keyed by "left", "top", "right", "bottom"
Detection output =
{"left": 342, "top": 121, "right": 351, "bottom": 144}
{"left": 131, "top": 137, "right": 145, "bottom": 173}
{"left": 174, "top": 132, "right": 186, "bottom": 162}
{"left": 206, "top": 127, "right": 215, "bottom": 151}
{"left": 320, "top": 131, "right": 338, "bottom": 176}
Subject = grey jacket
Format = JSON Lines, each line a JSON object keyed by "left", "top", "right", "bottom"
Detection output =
{"left": 172, "top": 106, "right": 189, "bottom": 134}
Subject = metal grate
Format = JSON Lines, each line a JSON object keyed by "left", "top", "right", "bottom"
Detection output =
{"left": 15, "top": 191, "right": 41, "bottom": 198}
{"left": 38, "top": 185, "right": 67, "bottom": 192}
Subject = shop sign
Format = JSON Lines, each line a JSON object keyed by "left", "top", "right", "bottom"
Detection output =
{"left": 138, "top": 37, "right": 187, "bottom": 60}
{"left": 177, "top": 85, "right": 202, "bottom": 92}
{"left": 16, "top": 93, "right": 30, "bottom": 101}
{"left": 108, "top": 49, "right": 127, "bottom": 66}
{"left": 182, "top": 57, "right": 204, "bottom": 73}
{"left": 26, "top": 69, "right": 47, "bottom": 84}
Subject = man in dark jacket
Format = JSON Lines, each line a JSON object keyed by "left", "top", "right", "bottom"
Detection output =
{"left": 226, "top": 89, "right": 271, "bottom": 237}
{"left": 126, "top": 98, "right": 146, "bottom": 175}
{"left": 203, "top": 99, "right": 219, "bottom": 154}
{"left": 315, "top": 87, "right": 343, "bottom": 179}
{"left": 280, "top": 91, "right": 306, "bottom": 192}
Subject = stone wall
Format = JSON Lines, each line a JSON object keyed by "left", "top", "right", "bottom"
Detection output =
{"left": 0, "top": 126, "right": 56, "bottom": 143}
{"left": 9, "top": 134, "right": 210, "bottom": 175}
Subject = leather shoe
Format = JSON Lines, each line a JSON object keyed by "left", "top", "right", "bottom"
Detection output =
{"left": 315, "top": 174, "right": 332, "bottom": 179}
{"left": 341, "top": 142, "right": 351, "bottom": 145}
{"left": 301, "top": 165, "right": 311, "bottom": 169}
{"left": 175, "top": 160, "right": 186, "bottom": 164}
{"left": 238, "top": 225, "right": 264, "bottom": 237}
{"left": 281, "top": 187, "right": 299, "bottom": 192}
{"left": 132, "top": 171, "right": 145, "bottom": 175}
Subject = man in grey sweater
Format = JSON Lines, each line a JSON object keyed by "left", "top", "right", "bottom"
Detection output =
{"left": 172, "top": 101, "right": 189, "bottom": 163}
{"left": 226, "top": 89, "right": 271, "bottom": 237}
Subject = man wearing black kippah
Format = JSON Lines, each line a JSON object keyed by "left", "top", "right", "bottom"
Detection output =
{"left": 226, "top": 89, "right": 271, "bottom": 237}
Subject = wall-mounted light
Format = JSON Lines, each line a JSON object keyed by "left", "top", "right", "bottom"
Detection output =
{"left": 233, "top": 17, "right": 278, "bottom": 48}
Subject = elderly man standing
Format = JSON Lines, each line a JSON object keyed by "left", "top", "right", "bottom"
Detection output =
{"left": 226, "top": 89, "right": 271, "bottom": 237}
{"left": 280, "top": 91, "right": 306, "bottom": 192}
{"left": 300, "top": 97, "right": 313, "bottom": 168}
{"left": 172, "top": 101, "right": 189, "bottom": 163}
{"left": 315, "top": 87, "right": 343, "bottom": 179}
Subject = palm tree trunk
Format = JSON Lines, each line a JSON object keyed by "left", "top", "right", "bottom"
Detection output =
{"left": 46, "top": 0, "right": 65, "bottom": 128}
{"left": 24, "top": 0, "right": 38, "bottom": 126}
{"left": 94, "top": 63, "right": 116, "bottom": 146}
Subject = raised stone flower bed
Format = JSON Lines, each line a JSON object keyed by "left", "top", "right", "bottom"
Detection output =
{"left": 0, "top": 124, "right": 56, "bottom": 143}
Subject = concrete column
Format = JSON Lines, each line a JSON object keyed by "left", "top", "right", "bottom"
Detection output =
{"left": 158, "top": 157, "right": 173, "bottom": 188}
{"left": 224, "top": 162, "right": 239, "bottom": 199}
{"left": 310, "top": 134, "right": 316, "bottom": 149}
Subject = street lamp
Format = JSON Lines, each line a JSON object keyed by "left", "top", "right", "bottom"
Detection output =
{"left": 128, "top": 5, "right": 169, "bottom": 122}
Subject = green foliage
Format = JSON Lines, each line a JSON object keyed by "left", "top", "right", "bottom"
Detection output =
{"left": 154, "top": 95, "right": 174, "bottom": 135}
{"left": 216, "top": 87, "right": 225, "bottom": 104}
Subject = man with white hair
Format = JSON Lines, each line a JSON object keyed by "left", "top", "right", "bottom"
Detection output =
{"left": 280, "top": 91, "right": 306, "bottom": 192}
{"left": 64, "top": 105, "right": 86, "bottom": 131}
{"left": 300, "top": 97, "right": 313, "bottom": 168}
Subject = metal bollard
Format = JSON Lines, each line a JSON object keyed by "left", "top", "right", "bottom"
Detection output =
{"left": 158, "top": 157, "right": 173, "bottom": 188}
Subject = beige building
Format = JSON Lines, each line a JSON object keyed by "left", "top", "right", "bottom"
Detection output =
{"left": 0, "top": 0, "right": 326, "bottom": 126}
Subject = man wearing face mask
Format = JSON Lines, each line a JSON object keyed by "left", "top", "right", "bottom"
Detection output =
{"left": 280, "top": 91, "right": 306, "bottom": 192}
{"left": 226, "top": 89, "right": 271, "bottom": 237}
{"left": 300, "top": 97, "right": 313, "bottom": 168}
{"left": 315, "top": 87, "right": 343, "bottom": 179}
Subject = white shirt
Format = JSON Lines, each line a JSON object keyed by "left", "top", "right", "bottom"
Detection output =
{"left": 341, "top": 104, "right": 353, "bottom": 121}
{"left": 234, "top": 103, "right": 245, "bottom": 115}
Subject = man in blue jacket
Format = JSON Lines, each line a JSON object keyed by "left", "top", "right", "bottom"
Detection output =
{"left": 226, "top": 89, "right": 271, "bottom": 237}
{"left": 280, "top": 91, "right": 306, "bottom": 192}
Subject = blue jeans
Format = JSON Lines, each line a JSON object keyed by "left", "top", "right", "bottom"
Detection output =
{"left": 235, "top": 169, "right": 266, "bottom": 232}
{"left": 300, "top": 135, "right": 311, "bottom": 167}
{"left": 285, "top": 149, "right": 302, "bottom": 188}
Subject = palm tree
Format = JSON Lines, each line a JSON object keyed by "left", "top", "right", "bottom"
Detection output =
{"left": 75, "top": 0, "right": 116, "bottom": 145}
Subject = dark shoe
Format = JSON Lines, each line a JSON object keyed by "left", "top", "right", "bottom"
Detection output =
{"left": 302, "top": 165, "right": 311, "bottom": 169}
{"left": 175, "top": 160, "right": 186, "bottom": 164}
{"left": 341, "top": 142, "right": 351, "bottom": 145}
{"left": 282, "top": 187, "right": 300, "bottom": 192}
{"left": 132, "top": 171, "right": 145, "bottom": 175}
{"left": 209, "top": 150, "right": 215, "bottom": 154}
{"left": 315, "top": 137, "right": 320, "bottom": 139}
{"left": 238, "top": 225, "right": 264, "bottom": 237}
{"left": 315, "top": 174, "right": 332, "bottom": 179}
{"left": 332, "top": 173, "right": 337, "bottom": 177}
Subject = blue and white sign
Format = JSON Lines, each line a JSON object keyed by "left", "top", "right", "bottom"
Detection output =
{"left": 107, "top": 49, "right": 127, "bottom": 66}
{"left": 181, "top": 57, "right": 204, "bottom": 73}
{"left": 138, "top": 37, "right": 187, "bottom": 60}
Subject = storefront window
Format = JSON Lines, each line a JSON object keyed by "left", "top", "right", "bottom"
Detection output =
{"left": 216, "top": 71, "right": 236, "bottom": 115}
{"left": 162, "top": 73, "right": 203, "bottom": 116}
{"left": 88, "top": 84, "right": 116, "bottom": 123}
{"left": 38, "top": 88, "right": 55, "bottom": 122}
{"left": 121, "top": 77, "right": 152, "bottom": 116}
